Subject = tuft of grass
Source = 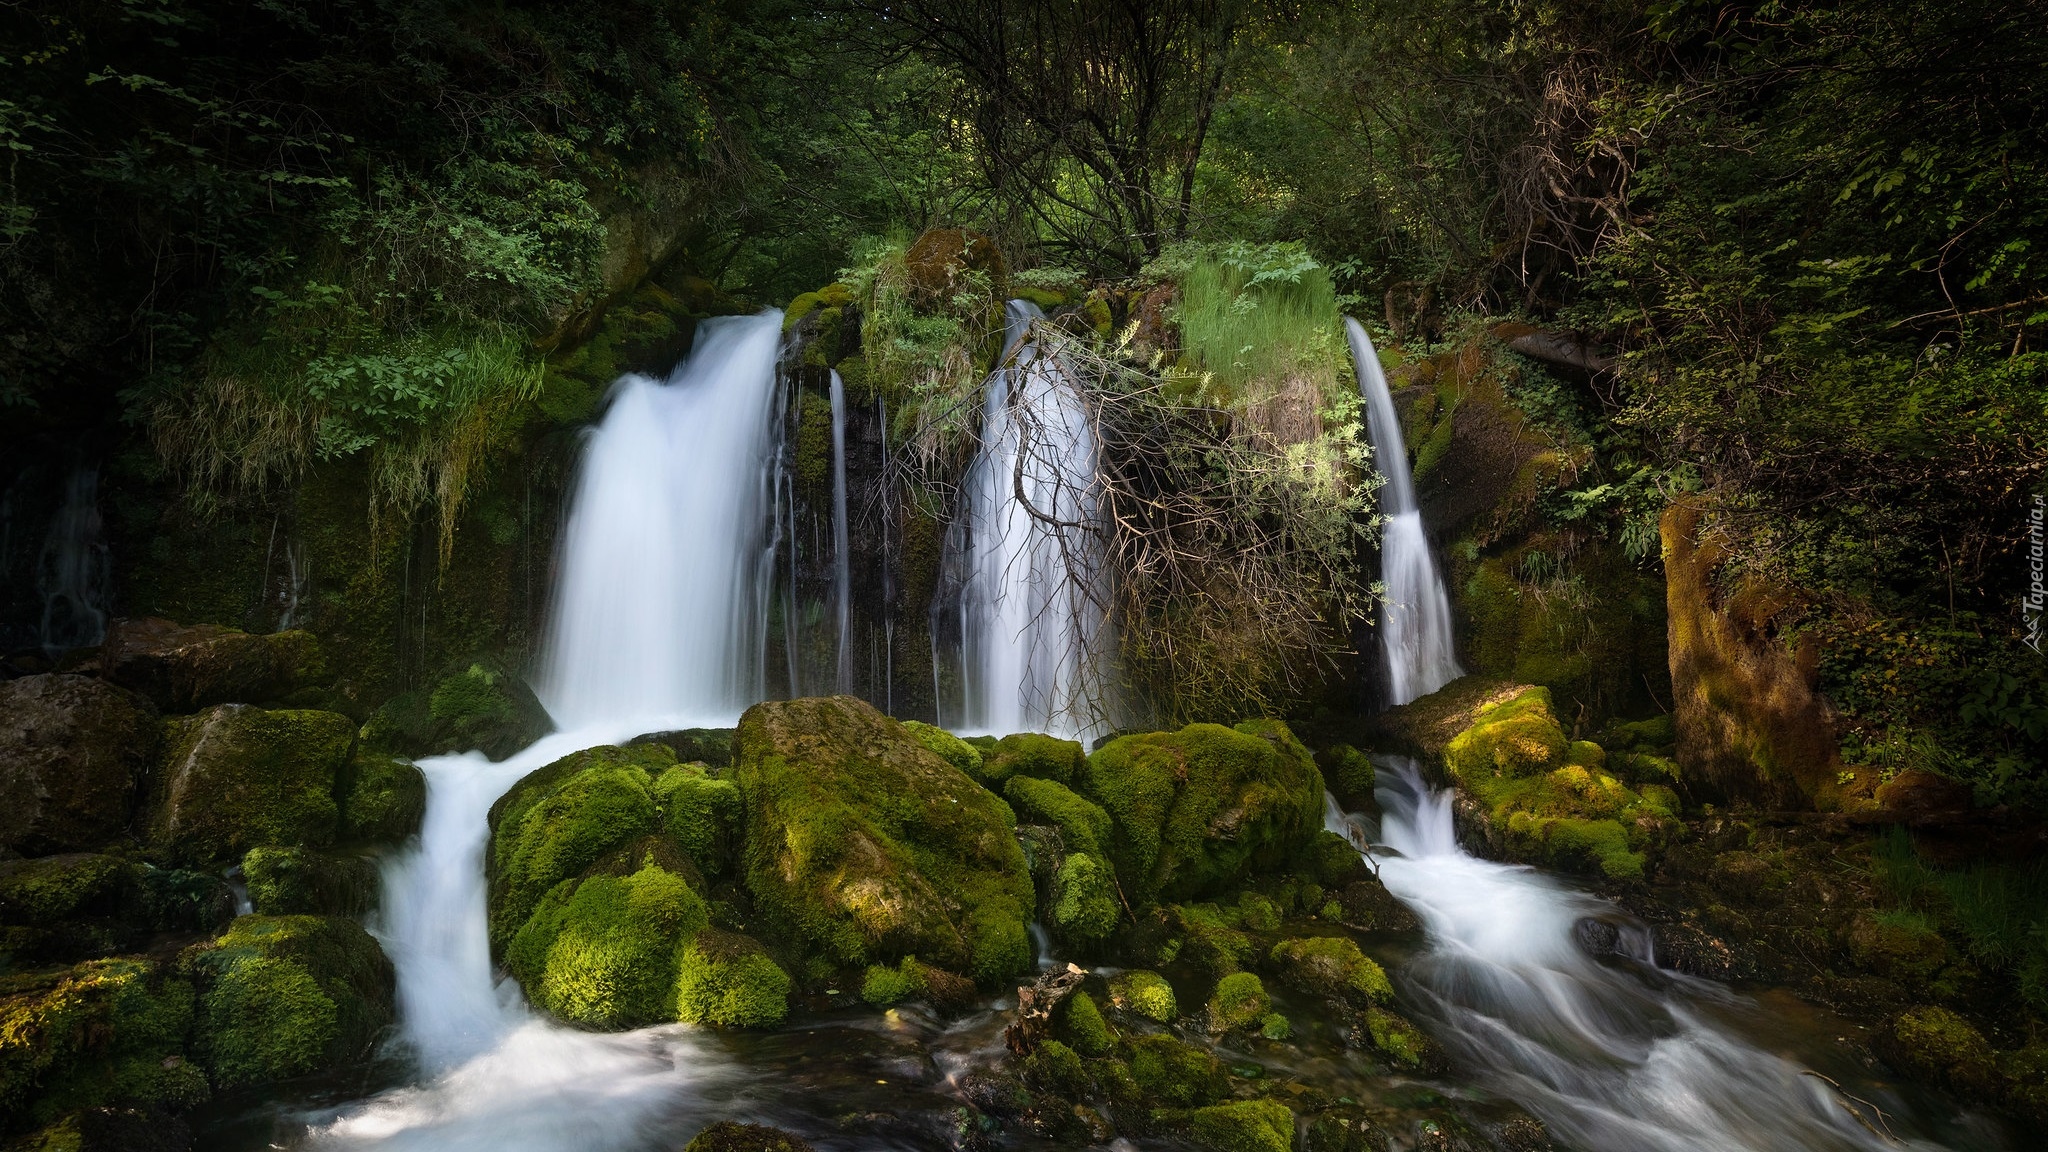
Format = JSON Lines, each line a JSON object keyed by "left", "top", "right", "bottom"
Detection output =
{"left": 1158, "top": 241, "right": 1346, "bottom": 414}
{"left": 1870, "top": 826, "right": 2048, "bottom": 1005}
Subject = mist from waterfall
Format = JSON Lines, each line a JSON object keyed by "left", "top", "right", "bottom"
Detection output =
{"left": 942, "top": 300, "right": 1109, "bottom": 742}
{"left": 1345, "top": 316, "right": 1462, "bottom": 705}
{"left": 310, "top": 313, "right": 783, "bottom": 1149}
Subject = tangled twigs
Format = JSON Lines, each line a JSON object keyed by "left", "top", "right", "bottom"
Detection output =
{"left": 1800, "top": 1071, "right": 1898, "bottom": 1143}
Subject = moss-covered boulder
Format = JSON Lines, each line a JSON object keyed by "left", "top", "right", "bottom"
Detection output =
{"left": 360, "top": 660, "right": 552, "bottom": 762}
{"left": 1207, "top": 972, "right": 1270, "bottom": 1032}
{"left": 682, "top": 1122, "right": 815, "bottom": 1152}
{"left": 336, "top": 749, "right": 427, "bottom": 844}
{"left": 1079, "top": 719, "right": 1323, "bottom": 908}
{"left": 734, "top": 696, "right": 1034, "bottom": 983}
{"left": 1845, "top": 910, "right": 1950, "bottom": 982}
{"left": 1108, "top": 970, "right": 1178, "bottom": 1022}
{"left": 1364, "top": 1006, "right": 1439, "bottom": 1071}
{"left": 652, "top": 763, "right": 741, "bottom": 879}
{"left": 145, "top": 706, "right": 355, "bottom": 865}
{"left": 182, "top": 914, "right": 394, "bottom": 1089}
{"left": 1269, "top": 936, "right": 1393, "bottom": 1007}
{"left": 1057, "top": 990, "right": 1113, "bottom": 1055}
{"left": 1047, "top": 853, "right": 1120, "bottom": 948}
{"left": 1874, "top": 1005, "right": 2000, "bottom": 1099}
{"left": 241, "top": 847, "right": 379, "bottom": 918}
{"left": 8, "top": 1105, "right": 194, "bottom": 1152}
{"left": 1004, "top": 775, "right": 1110, "bottom": 857}
{"left": 674, "top": 928, "right": 792, "bottom": 1028}
{"left": 1438, "top": 686, "right": 1672, "bottom": 880}
{"left": 1187, "top": 1099, "right": 1295, "bottom": 1152}
{"left": 1128, "top": 1033, "right": 1227, "bottom": 1107}
{"left": 900, "top": 720, "right": 982, "bottom": 778}
{"left": 485, "top": 744, "right": 671, "bottom": 951}
{"left": 979, "top": 733, "right": 1087, "bottom": 789}
{"left": 506, "top": 851, "right": 707, "bottom": 1028}
{"left": 0, "top": 854, "right": 145, "bottom": 965}
{"left": 0, "top": 675, "right": 160, "bottom": 855}
{"left": 100, "top": 617, "right": 326, "bottom": 713}
{"left": 0, "top": 958, "right": 207, "bottom": 1130}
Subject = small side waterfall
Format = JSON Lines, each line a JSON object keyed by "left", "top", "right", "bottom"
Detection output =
{"left": 1345, "top": 317, "right": 1462, "bottom": 705}
{"left": 539, "top": 312, "right": 785, "bottom": 731}
{"left": 829, "top": 368, "right": 853, "bottom": 693}
{"left": 37, "top": 463, "right": 110, "bottom": 653}
{"left": 1331, "top": 762, "right": 1949, "bottom": 1152}
{"left": 943, "top": 300, "right": 1109, "bottom": 741}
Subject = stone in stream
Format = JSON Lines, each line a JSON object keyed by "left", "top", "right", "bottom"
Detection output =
{"left": 143, "top": 704, "right": 356, "bottom": 865}
{"left": 100, "top": 616, "right": 326, "bottom": 712}
{"left": 0, "top": 673, "right": 160, "bottom": 855}
{"left": 182, "top": 913, "right": 395, "bottom": 1089}
{"left": 359, "top": 658, "right": 553, "bottom": 761}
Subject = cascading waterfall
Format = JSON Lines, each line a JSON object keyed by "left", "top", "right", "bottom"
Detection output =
{"left": 1329, "top": 762, "right": 1963, "bottom": 1152}
{"left": 539, "top": 313, "right": 785, "bottom": 731}
{"left": 830, "top": 368, "right": 852, "bottom": 693}
{"left": 1345, "top": 317, "right": 1462, "bottom": 705}
{"left": 944, "top": 300, "right": 1109, "bottom": 741}
{"left": 310, "top": 313, "right": 783, "bottom": 1149}
{"left": 37, "top": 462, "right": 110, "bottom": 653}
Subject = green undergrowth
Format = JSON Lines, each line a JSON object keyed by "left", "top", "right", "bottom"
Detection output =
{"left": 1152, "top": 241, "right": 1346, "bottom": 411}
{"left": 1872, "top": 828, "right": 2048, "bottom": 1010}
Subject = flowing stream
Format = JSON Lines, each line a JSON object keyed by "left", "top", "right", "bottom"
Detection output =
{"left": 1345, "top": 317, "right": 1462, "bottom": 705}
{"left": 307, "top": 314, "right": 788, "bottom": 1149}
{"left": 943, "top": 300, "right": 1108, "bottom": 741}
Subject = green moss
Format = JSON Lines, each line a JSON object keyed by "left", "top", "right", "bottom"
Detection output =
{"left": 783, "top": 282, "right": 856, "bottom": 330}
{"left": 1464, "top": 561, "right": 1524, "bottom": 676}
{"left": 1023, "top": 1038, "right": 1087, "bottom": 1097}
{"left": 1259, "top": 1012, "right": 1291, "bottom": 1040}
{"left": 242, "top": 847, "right": 378, "bottom": 917}
{"left": 1128, "top": 1033, "right": 1227, "bottom": 1107}
{"left": 0, "top": 855, "right": 135, "bottom": 925}
{"left": 1318, "top": 744, "right": 1376, "bottom": 808}
{"left": 147, "top": 706, "right": 356, "bottom": 865}
{"left": 682, "top": 1122, "right": 816, "bottom": 1152}
{"left": 674, "top": 930, "right": 791, "bottom": 1028}
{"left": 1208, "top": 972, "right": 1269, "bottom": 1031}
{"left": 653, "top": 764, "right": 742, "bottom": 878}
{"left": 1174, "top": 903, "right": 1256, "bottom": 975}
{"left": 486, "top": 744, "right": 668, "bottom": 950}
{"left": 1005, "top": 775, "right": 1111, "bottom": 857}
{"left": 186, "top": 914, "right": 394, "bottom": 1088}
{"left": 900, "top": 720, "right": 984, "bottom": 779}
{"left": 735, "top": 698, "right": 1033, "bottom": 983}
{"left": 1050, "top": 853, "right": 1120, "bottom": 947}
{"left": 1080, "top": 719, "right": 1324, "bottom": 908}
{"left": 1269, "top": 936, "right": 1392, "bottom": 1006}
{"left": 506, "top": 860, "right": 706, "bottom": 1028}
{"left": 1236, "top": 891, "right": 1280, "bottom": 932}
{"left": 792, "top": 392, "right": 833, "bottom": 503}
{"left": 1364, "top": 1006, "right": 1432, "bottom": 1070}
{"left": 337, "top": 749, "right": 427, "bottom": 843}
{"left": 1848, "top": 910, "right": 1951, "bottom": 981}
{"left": 1058, "top": 991, "right": 1112, "bottom": 1055}
{"left": 1443, "top": 688, "right": 1568, "bottom": 781}
{"left": 361, "top": 661, "right": 552, "bottom": 762}
{"left": 861, "top": 961, "right": 916, "bottom": 1005}
{"left": 1881, "top": 1005, "right": 1998, "bottom": 1096}
{"left": 0, "top": 958, "right": 205, "bottom": 1129}
{"left": 1187, "top": 1099, "right": 1296, "bottom": 1152}
{"left": 1110, "top": 970, "right": 1178, "bottom": 1022}
{"left": 981, "top": 733, "right": 1086, "bottom": 788}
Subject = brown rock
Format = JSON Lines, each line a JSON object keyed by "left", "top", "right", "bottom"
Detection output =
{"left": 0, "top": 674, "right": 159, "bottom": 854}
{"left": 1872, "top": 769, "right": 1972, "bottom": 821}
{"left": 902, "top": 227, "right": 1005, "bottom": 305}
{"left": 101, "top": 617, "right": 325, "bottom": 712}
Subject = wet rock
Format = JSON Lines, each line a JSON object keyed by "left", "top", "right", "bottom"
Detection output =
{"left": 184, "top": 913, "right": 395, "bottom": 1089}
{"left": 0, "top": 957, "right": 208, "bottom": 1130}
{"left": 143, "top": 705, "right": 355, "bottom": 865}
{"left": 1304, "top": 1109, "right": 1396, "bottom": 1152}
{"left": 337, "top": 748, "right": 427, "bottom": 844}
{"left": 486, "top": 743, "right": 670, "bottom": 950}
{"left": 674, "top": 927, "right": 792, "bottom": 1028}
{"left": 1108, "top": 969, "right": 1178, "bottom": 1022}
{"left": 1496, "top": 1115, "right": 1555, "bottom": 1152}
{"left": 241, "top": 846, "right": 379, "bottom": 917}
{"left": 101, "top": 617, "right": 324, "bottom": 712}
{"left": 1270, "top": 936, "right": 1393, "bottom": 1006}
{"left": 1081, "top": 718, "right": 1324, "bottom": 908}
{"left": 680, "top": 1121, "right": 814, "bottom": 1152}
{"left": 0, "top": 853, "right": 144, "bottom": 965}
{"left": 1361, "top": 1006, "right": 1444, "bottom": 1073}
{"left": 1186, "top": 1099, "right": 1295, "bottom": 1152}
{"left": 1128, "top": 1033, "right": 1228, "bottom": 1107}
{"left": 1872, "top": 1005, "right": 2000, "bottom": 1099}
{"left": 1335, "top": 877, "right": 1421, "bottom": 933}
{"left": 360, "top": 660, "right": 551, "bottom": 761}
{"left": 1870, "top": 769, "right": 1972, "bottom": 822}
{"left": 735, "top": 696, "right": 1034, "bottom": 983}
{"left": 0, "top": 674, "right": 159, "bottom": 855}
{"left": 627, "top": 726, "right": 734, "bottom": 769}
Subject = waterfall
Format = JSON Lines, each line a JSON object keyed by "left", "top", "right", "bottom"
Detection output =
{"left": 539, "top": 312, "right": 785, "bottom": 731}
{"left": 1345, "top": 317, "right": 1462, "bottom": 705}
{"left": 1331, "top": 762, "right": 1953, "bottom": 1152}
{"left": 311, "top": 315, "right": 781, "bottom": 1148}
{"left": 37, "top": 463, "right": 110, "bottom": 653}
{"left": 944, "top": 300, "right": 1108, "bottom": 742}
{"left": 830, "top": 368, "right": 852, "bottom": 693}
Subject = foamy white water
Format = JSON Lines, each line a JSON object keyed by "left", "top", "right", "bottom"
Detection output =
{"left": 539, "top": 311, "right": 784, "bottom": 731}
{"left": 1345, "top": 317, "right": 1462, "bottom": 705}
{"left": 1333, "top": 761, "right": 1950, "bottom": 1152}
{"left": 313, "top": 316, "right": 787, "bottom": 1149}
{"left": 947, "top": 301, "right": 1109, "bottom": 741}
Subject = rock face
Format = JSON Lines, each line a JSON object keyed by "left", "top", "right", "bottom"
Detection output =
{"left": 145, "top": 706, "right": 355, "bottom": 864}
{"left": 1079, "top": 720, "right": 1324, "bottom": 909}
{"left": 1661, "top": 500, "right": 1845, "bottom": 808}
{"left": 734, "top": 696, "right": 1035, "bottom": 983}
{"left": 100, "top": 617, "right": 325, "bottom": 712}
{"left": 0, "top": 674, "right": 160, "bottom": 855}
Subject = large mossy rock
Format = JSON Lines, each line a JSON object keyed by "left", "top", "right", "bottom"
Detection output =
{"left": 1078, "top": 719, "right": 1323, "bottom": 909}
{"left": 486, "top": 743, "right": 789, "bottom": 1029}
{"left": 336, "top": 749, "right": 427, "bottom": 844}
{"left": 1436, "top": 685, "right": 1673, "bottom": 880}
{"left": 361, "top": 660, "right": 553, "bottom": 761}
{"left": 734, "top": 696, "right": 1034, "bottom": 984}
{"left": 0, "top": 957, "right": 209, "bottom": 1131}
{"left": 0, "top": 854, "right": 146, "bottom": 966}
{"left": 182, "top": 914, "right": 394, "bottom": 1089}
{"left": 100, "top": 617, "right": 325, "bottom": 713}
{"left": 0, "top": 675, "right": 160, "bottom": 855}
{"left": 144, "top": 706, "right": 355, "bottom": 865}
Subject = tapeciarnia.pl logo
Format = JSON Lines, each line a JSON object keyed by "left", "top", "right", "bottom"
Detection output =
{"left": 2029, "top": 493, "right": 2045, "bottom": 654}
